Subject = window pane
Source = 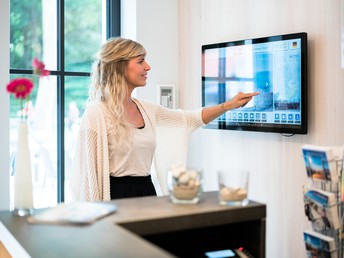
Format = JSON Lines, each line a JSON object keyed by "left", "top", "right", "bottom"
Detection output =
{"left": 64, "top": 0, "right": 104, "bottom": 72}
{"left": 10, "top": 0, "right": 117, "bottom": 205}
{"left": 64, "top": 76, "right": 90, "bottom": 203}
{"left": 42, "top": 0, "right": 58, "bottom": 71}
{"left": 32, "top": 77, "right": 58, "bottom": 208}
{"left": 10, "top": 0, "right": 42, "bottom": 69}
{"left": 10, "top": 76, "right": 58, "bottom": 208}
{"left": 10, "top": 0, "right": 57, "bottom": 71}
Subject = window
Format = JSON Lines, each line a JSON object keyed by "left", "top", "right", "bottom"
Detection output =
{"left": 9, "top": 0, "right": 120, "bottom": 207}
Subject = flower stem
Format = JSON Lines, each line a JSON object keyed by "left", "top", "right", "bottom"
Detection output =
{"left": 20, "top": 98, "right": 23, "bottom": 121}
{"left": 25, "top": 95, "right": 30, "bottom": 120}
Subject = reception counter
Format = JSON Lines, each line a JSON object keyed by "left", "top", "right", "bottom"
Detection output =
{"left": 0, "top": 191, "right": 266, "bottom": 258}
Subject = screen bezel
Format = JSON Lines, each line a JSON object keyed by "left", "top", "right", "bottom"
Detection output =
{"left": 201, "top": 32, "right": 308, "bottom": 135}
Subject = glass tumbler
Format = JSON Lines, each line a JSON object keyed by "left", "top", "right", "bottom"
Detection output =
{"left": 168, "top": 166, "right": 202, "bottom": 204}
{"left": 218, "top": 169, "right": 249, "bottom": 206}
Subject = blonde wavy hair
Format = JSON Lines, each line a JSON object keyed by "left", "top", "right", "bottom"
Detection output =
{"left": 89, "top": 37, "right": 146, "bottom": 149}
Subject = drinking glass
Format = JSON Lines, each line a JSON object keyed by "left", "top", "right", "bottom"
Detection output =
{"left": 218, "top": 169, "right": 249, "bottom": 206}
{"left": 168, "top": 166, "right": 202, "bottom": 204}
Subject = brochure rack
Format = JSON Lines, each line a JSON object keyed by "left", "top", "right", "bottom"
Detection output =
{"left": 303, "top": 152, "right": 344, "bottom": 258}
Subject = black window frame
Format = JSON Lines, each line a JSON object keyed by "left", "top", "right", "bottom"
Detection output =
{"left": 9, "top": 0, "right": 120, "bottom": 203}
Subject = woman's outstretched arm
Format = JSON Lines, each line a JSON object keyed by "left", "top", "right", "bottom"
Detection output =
{"left": 201, "top": 92, "right": 259, "bottom": 124}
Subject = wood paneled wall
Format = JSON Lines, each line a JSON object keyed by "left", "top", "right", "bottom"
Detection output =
{"left": 179, "top": 0, "right": 344, "bottom": 257}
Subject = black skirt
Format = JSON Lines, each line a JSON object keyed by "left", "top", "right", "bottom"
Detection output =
{"left": 110, "top": 175, "right": 157, "bottom": 199}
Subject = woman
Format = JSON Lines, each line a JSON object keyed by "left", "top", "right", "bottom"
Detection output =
{"left": 70, "top": 37, "right": 259, "bottom": 201}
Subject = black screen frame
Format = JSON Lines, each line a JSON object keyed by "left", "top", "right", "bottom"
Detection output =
{"left": 201, "top": 32, "right": 308, "bottom": 135}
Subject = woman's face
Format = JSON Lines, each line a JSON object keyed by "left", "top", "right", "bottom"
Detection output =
{"left": 125, "top": 55, "right": 151, "bottom": 89}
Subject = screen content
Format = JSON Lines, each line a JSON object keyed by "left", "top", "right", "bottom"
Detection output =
{"left": 202, "top": 32, "right": 307, "bottom": 134}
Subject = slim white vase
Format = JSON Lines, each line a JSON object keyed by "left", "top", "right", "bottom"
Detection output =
{"left": 12, "top": 121, "right": 34, "bottom": 216}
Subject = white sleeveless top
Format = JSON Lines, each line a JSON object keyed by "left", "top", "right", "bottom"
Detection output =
{"left": 109, "top": 104, "right": 156, "bottom": 177}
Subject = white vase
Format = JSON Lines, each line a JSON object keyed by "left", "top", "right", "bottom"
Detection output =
{"left": 12, "top": 121, "right": 34, "bottom": 216}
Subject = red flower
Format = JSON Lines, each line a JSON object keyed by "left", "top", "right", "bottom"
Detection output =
{"left": 6, "top": 78, "right": 34, "bottom": 99}
{"left": 6, "top": 58, "right": 50, "bottom": 120}
{"left": 32, "top": 58, "right": 50, "bottom": 77}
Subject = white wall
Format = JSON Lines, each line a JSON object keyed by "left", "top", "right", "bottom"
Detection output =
{"left": 179, "top": 0, "right": 344, "bottom": 258}
{"left": 121, "top": 0, "right": 137, "bottom": 40}
{"left": 125, "top": 1, "right": 344, "bottom": 257}
{"left": 122, "top": 0, "right": 179, "bottom": 104}
{"left": 0, "top": 0, "right": 10, "bottom": 210}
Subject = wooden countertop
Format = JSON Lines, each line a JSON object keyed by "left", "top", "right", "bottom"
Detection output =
{"left": 0, "top": 191, "right": 266, "bottom": 258}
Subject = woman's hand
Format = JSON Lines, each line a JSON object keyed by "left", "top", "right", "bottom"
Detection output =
{"left": 201, "top": 91, "right": 259, "bottom": 124}
{"left": 223, "top": 92, "right": 260, "bottom": 110}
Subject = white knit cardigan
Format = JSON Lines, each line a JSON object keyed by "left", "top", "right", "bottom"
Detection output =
{"left": 69, "top": 98, "right": 205, "bottom": 202}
